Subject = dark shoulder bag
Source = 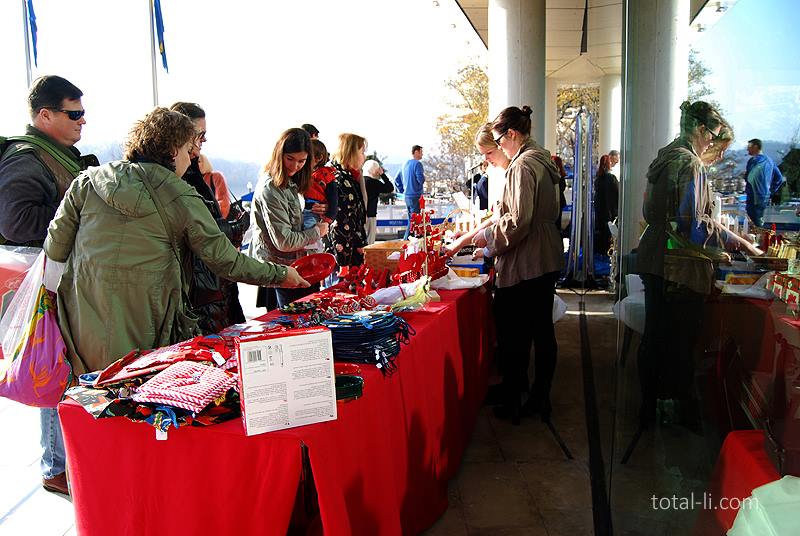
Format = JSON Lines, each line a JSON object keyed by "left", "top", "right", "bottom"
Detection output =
{"left": 139, "top": 173, "right": 201, "bottom": 342}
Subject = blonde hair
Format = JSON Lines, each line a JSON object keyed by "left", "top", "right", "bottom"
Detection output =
{"left": 474, "top": 122, "right": 497, "bottom": 151}
{"left": 333, "top": 133, "right": 367, "bottom": 170}
{"left": 700, "top": 118, "right": 734, "bottom": 165}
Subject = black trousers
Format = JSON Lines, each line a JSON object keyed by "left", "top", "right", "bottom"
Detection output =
{"left": 492, "top": 272, "right": 559, "bottom": 399}
{"left": 637, "top": 274, "right": 704, "bottom": 405}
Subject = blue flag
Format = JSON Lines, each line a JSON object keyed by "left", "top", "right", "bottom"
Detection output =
{"left": 27, "top": 0, "right": 38, "bottom": 67}
{"left": 153, "top": 0, "right": 168, "bottom": 72}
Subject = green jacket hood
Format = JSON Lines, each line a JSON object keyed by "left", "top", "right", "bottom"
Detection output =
{"left": 87, "top": 161, "right": 194, "bottom": 218}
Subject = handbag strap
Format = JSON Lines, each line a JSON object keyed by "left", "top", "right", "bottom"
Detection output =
{"left": 139, "top": 171, "right": 187, "bottom": 290}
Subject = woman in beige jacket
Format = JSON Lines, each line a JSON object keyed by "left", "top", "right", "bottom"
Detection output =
{"left": 473, "top": 106, "right": 564, "bottom": 424}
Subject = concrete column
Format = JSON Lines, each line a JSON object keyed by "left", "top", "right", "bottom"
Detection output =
{"left": 599, "top": 74, "right": 622, "bottom": 157}
{"left": 488, "top": 0, "right": 546, "bottom": 142}
{"left": 620, "top": 0, "right": 689, "bottom": 255}
{"left": 544, "top": 77, "right": 559, "bottom": 153}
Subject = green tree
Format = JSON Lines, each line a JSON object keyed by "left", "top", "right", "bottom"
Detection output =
{"left": 688, "top": 49, "right": 713, "bottom": 102}
{"left": 689, "top": 49, "right": 723, "bottom": 112}
{"left": 555, "top": 84, "right": 600, "bottom": 169}
{"left": 425, "top": 63, "right": 489, "bottom": 193}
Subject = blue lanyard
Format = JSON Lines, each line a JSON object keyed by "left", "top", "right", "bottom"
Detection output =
{"left": 323, "top": 313, "right": 415, "bottom": 375}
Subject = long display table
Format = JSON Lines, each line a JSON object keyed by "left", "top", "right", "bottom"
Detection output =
{"left": 59, "top": 286, "right": 492, "bottom": 535}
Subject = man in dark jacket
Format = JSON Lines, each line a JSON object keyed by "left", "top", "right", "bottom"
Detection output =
{"left": 0, "top": 75, "right": 96, "bottom": 247}
{"left": 363, "top": 159, "right": 394, "bottom": 244}
{"left": 0, "top": 75, "right": 96, "bottom": 496}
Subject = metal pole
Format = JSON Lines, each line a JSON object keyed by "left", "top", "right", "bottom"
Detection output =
{"left": 148, "top": 0, "right": 159, "bottom": 106}
{"left": 22, "top": 0, "right": 32, "bottom": 87}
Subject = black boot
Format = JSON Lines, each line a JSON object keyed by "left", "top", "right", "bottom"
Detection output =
{"left": 484, "top": 383, "right": 505, "bottom": 406}
{"left": 492, "top": 391, "right": 521, "bottom": 425}
{"left": 521, "top": 392, "right": 552, "bottom": 422}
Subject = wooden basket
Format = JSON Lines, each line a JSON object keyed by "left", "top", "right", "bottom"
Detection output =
{"left": 363, "top": 240, "right": 408, "bottom": 273}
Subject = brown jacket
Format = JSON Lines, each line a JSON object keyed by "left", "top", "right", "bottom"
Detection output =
{"left": 485, "top": 141, "right": 564, "bottom": 288}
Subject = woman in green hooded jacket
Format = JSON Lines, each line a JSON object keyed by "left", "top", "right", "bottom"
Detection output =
{"left": 44, "top": 108, "right": 308, "bottom": 376}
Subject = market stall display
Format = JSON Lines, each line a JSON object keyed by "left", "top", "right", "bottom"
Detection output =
{"left": 59, "top": 285, "right": 492, "bottom": 536}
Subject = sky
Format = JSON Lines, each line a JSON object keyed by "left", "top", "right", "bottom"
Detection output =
{"left": 0, "top": 0, "right": 487, "bottom": 166}
{"left": 3, "top": 0, "right": 797, "bottom": 168}
{"left": 692, "top": 0, "right": 800, "bottom": 149}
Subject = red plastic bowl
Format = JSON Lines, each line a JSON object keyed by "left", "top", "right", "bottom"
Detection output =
{"left": 291, "top": 253, "right": 336, "bottom": 284}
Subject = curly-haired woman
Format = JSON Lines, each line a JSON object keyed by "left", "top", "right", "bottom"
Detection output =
{"left": 44, "top": 107, "right": 308, "bottom": 375}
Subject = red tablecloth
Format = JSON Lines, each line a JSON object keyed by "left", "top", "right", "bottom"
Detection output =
{"left": 693, "top": 430, "right": 781, "bottom": 535}
{"left": 60, "top": 286, "right": 492, "bottom": 536}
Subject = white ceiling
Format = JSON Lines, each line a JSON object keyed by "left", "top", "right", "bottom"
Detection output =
{"left": 455, "top": 0, "right": 713, "bottom": 81}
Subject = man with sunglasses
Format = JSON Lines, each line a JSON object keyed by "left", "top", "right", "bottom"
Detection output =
{"left": 0, "top": 75, "right": 96, "bottom": 248}
{"left": 0, "top": 75, "right": 97, "bottom": 497}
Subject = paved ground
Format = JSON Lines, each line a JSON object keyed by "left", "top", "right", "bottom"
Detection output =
{"left": 0, "top": 287, "right": 707, "bottom": 535}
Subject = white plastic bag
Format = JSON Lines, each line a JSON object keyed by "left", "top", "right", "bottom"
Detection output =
{"left": 0, "top": 246, "right": 41, "bottom": 318}
{"left": 553, "top": 294, "right": 568, "bottom": 323}
{"left": 0, "top": 251, "right": 46, "bottom": 357}
{"left": 430, "top": 268, "right": 490, "bottom": 290}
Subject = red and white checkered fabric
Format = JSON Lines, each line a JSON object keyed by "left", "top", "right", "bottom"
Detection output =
{"left": 132, "top": 361, "right": 236, "bottom": 413}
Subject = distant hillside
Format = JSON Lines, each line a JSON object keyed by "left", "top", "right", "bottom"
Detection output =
{"left": 78, "top": 142, "right": 260, "bottom": 199}
{"left": 207, "top": 157, "right": 260, "bottom": 199}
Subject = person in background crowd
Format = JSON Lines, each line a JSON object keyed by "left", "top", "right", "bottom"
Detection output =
{"left": 636, "top": 101, "right": 762, "bottom": 429}
{"left": 469, "top": 161, "right": 489, "bottom": 211}
{"left": 45, "top": 106, "right": 306, "bottom": 397}
{"left": 363, "top": 159, "right": 394, "bottom": 244}
{"left": 0, "top": 75, "right": 98, "bottom": 497}
{"left": 552, "top": 155, "right": 568, "bottom": 232}
{"left": 329, "top": 133, "right": 368, "bottom": 266}
{"left": 197, "top": 153, "right": 232, "bottom": 219}
{"left": 302, "top": 139, "right": 338, "bottom": 250}
{"left": 473, "top": 106, "right": 563, "bottom": 425}
{"left": 745, "top": 137, "right": 785, "bottom": 227}
{"left": 608, "top": 149, "right": 620, "bottom": 169}
{"left": 301, "top": 123, "right": 320, "bottom": 139}
{"left": 593, "top": 154, "right": 619, "bottom": 255}
{"left": 250, "top": 128, "right": 329, "bottom": 308}
{"left": 394, "top": 144, "right": 426, "bottom": 239}
{"left": 169, "top": 102, "right": 247, "bottom": 334}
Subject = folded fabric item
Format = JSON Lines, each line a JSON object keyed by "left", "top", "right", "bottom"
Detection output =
{"left": 94, "top": 338, "right": 231, "bottom": 387}
{"left": 132, "top": 361, "right": 236, "bottom": 413}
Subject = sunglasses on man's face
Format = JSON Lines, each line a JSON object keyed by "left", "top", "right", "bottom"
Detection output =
{"left": 47, "top": 108, "right": 85, "bottom": 121}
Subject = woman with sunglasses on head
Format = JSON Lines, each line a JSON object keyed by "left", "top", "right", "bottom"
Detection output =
{"left": 636, "top": 101, "right": 761, "bottom": 429}
{"left": 169, "top": 102, "right": 248, "bottom": 334}
{"left": 44, "top": 107, "right": 308, "bottom": 377}
{"left": 472, "top": 106, "right": 564, "bottom": 425}
{"left": 250, "top": 128, "right": 329, "bottom": 309}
